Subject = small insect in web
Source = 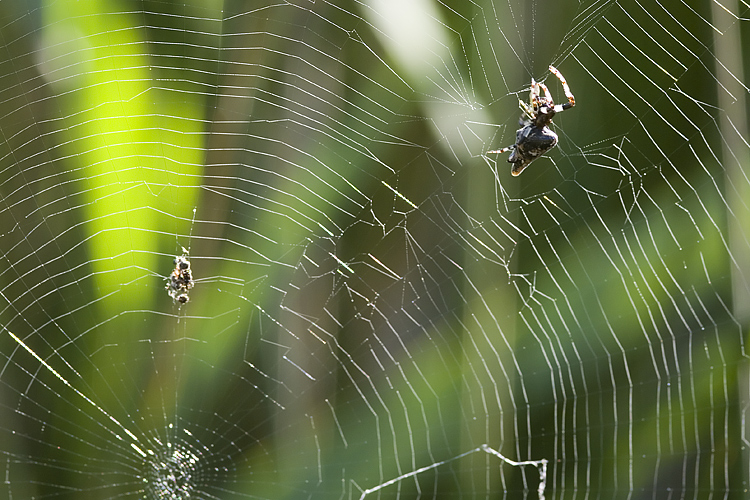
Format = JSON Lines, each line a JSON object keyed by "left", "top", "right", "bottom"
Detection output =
{"left": 488, "top": 65, "right": 575, "bottom": 176}
{"left": 166, "top": 247, "right": 194, "bottom": 304}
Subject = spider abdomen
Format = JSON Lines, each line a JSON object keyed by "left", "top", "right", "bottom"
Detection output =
{"left": 508, "top": 124, "right": 558, "bottom": 176}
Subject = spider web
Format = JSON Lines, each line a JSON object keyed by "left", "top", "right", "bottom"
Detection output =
{"left": 1, "top": 0, "right": 748, "bottom": 498}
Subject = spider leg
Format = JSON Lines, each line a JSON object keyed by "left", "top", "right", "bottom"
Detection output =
{"left": 519, "top": 99, "right": 535, "bottom": 120}
{"left": 548, "top": 65, "right": 575, "bottom": 111}
{"left": 537, "top": 81, "right": 552, "bottom": 104}
{"left": 487, "top": 144, "right": 515, "bottom": 154}
{"left": 529, "top": 78, "right": 541, "bottom": 112}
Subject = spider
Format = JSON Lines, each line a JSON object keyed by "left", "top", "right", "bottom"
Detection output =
{"left": 488, "top": 65, "right": 575, "bottom": 176}
{"left": 166, "top": 247, "right": 194, "bottom": 304}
